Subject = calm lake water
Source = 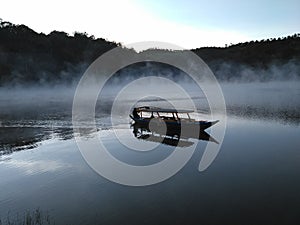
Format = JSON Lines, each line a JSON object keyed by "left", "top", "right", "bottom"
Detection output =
{"left": 0, "top": 82, "right": 299, "bottom": 225}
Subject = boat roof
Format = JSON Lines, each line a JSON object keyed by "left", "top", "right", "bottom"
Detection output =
{"left": 135, "top": 106, "right": 194, "bottom": 113}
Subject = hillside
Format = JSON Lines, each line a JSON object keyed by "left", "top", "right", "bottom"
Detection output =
{"left": 0, "top": 19, "right": 299, "bottom": 85}
{"left": 193, "top": 36, "right": 300, "bottom": 81}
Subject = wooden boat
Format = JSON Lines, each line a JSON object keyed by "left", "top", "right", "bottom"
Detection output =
{"left": 130, "top": 106, "right": 218, "bottom": 131}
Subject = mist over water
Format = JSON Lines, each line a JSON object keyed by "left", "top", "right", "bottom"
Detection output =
{"left": 0, "top": 78, "right": 299, "bottom": 125}
{"left": 221, "top": 81, "right": 300, "bottom": 124}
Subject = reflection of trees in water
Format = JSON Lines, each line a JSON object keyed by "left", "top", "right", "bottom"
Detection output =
{"left": 0, "top": 127, "right": 49, "bottom": 155}
{"left": 52, "top": 127, "right": 74, "bottom": 140}
{"left": 0, "top": 127, "right": 74, "bottom": 156}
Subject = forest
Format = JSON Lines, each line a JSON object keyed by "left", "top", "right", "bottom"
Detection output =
{"left": 0, "top": 19, "right": 299, "bottom": 86}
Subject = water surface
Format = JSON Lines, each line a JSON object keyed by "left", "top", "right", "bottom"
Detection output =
{"left": 0, "top": 82, "right": 299, "bottom": 225}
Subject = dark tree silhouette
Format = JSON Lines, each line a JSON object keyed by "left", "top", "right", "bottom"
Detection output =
{"left": 0, "top": 19, "right": 299, "bottom": 85}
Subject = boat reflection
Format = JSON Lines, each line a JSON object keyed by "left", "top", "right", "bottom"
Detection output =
{"left": 131, "top": 123, "right": 218, "bottom": 148}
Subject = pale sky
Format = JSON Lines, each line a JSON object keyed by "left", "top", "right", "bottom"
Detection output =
{"left": 0, "top": 0, "right": 299, "bottom": 49}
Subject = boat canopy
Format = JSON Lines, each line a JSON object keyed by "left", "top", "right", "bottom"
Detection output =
{"left": 135, "top": 106, "right": 194, "bottom": 114}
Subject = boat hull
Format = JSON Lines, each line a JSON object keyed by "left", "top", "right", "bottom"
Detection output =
{"left": 130, "top": 115, "right": 218, "bottom": 131}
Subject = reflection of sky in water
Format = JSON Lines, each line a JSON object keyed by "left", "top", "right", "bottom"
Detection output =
{"left": 0, "top": 114, "right": 299, "bottom": 224}
{"left": 3, "top": 158, "right": 70, "bottom": 175}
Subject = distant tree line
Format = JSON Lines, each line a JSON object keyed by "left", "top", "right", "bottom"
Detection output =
{"left": 0, "top": 19, "right": 119, "bottom": 85}
{"left": 0, "top": 19, "right": 299, "bottom": 86}
{"left": 193, "top": 34, "right": 300, "bottom": 81}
